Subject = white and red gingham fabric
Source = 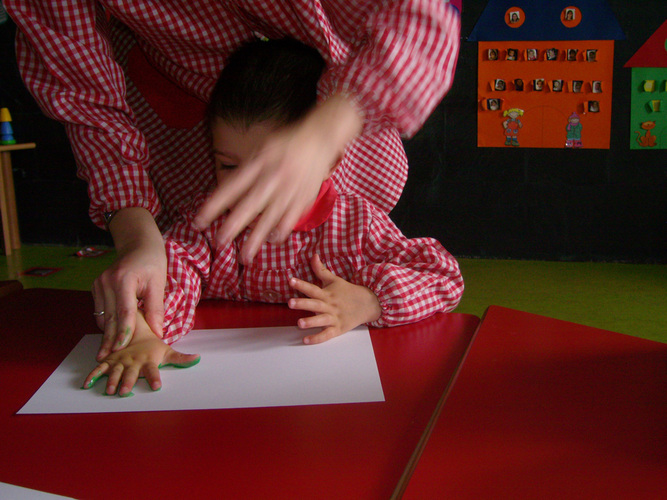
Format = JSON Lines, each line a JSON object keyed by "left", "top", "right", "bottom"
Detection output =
{"left": 6, "top": 0, "right": 460, "bottom": 229}
{"left": 161, "top": 187, "right": 464, "bottom": 343}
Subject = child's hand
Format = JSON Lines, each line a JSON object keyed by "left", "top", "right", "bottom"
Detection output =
{"left": 288, "top": 254, "right": 381, "bottom": 344}
{"left": 83, "top": 313, "right": 200, "bottom": 397}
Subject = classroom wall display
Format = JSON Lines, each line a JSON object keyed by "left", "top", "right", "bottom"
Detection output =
{"left": 624, "top": 19, "right": 667, "bottom": 149}
{"left": 469, "top": 0, "right": 625, "bottom": 149}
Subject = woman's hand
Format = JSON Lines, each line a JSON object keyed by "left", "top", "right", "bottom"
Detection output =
{"left": 194, "top": 93, "right": 362, "bottom": 264}
{"left": 92, "top": 208, "right": 167, "bottom": 361}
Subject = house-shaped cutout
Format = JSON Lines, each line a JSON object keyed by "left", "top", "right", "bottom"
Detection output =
{"left": 469, "top": 0, "right": 625, "bottom": 149}
{"left": 624, "top": 20, "right": 667, "bottom": 149}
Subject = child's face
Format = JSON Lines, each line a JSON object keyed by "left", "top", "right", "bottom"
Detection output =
{"left": 211, "top": 118, "right": 278, "bottom": 184}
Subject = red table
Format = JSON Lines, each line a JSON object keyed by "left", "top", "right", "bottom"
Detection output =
{"left": 0, "top": 288, "right": 479, "bottom": 499}
{"left": 402, "top": 305, "right": 667, "bottom": 499}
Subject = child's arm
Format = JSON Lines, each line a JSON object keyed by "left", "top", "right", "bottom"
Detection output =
{"left": 159, "top": 196, "right": 223, "bottom": 343}
{"left": 348, "top": 206, "right": 464, "bottom": 328}
{"left": 291, "top": 199, "right": 464, "bottom": 337}
{"left": 288, "top": 254, "right": 381, "bottom": 345}
{"left": 83, "top": 310, "right": 200, "bottom": 397}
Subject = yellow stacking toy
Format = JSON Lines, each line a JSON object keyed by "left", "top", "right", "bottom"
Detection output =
{"left": 1, "top": 107, "right": 17, "bottom": 145}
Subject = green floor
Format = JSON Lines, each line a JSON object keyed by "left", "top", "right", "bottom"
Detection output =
{"left": 2, "top": 245, "right": 666, "bottom": 344}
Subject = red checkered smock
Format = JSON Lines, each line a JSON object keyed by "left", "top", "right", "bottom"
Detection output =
{"left": 6, "top": 1, "right": 460, "bottom": 229}
{"left": 161, "top": 182, "right": 464, "bottom": 343}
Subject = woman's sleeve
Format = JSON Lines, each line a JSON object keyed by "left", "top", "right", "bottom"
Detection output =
{"left": 160, "top": 211, "right": 214, "bottom": 344}
{"left": 5, "top": 1, "right": 158, "bottom": 228}
{"left": 350, "top": 206, "right": 464, "bottom": 328}
{"left": 319, "top": 0, "right": 461, "bottom": 137}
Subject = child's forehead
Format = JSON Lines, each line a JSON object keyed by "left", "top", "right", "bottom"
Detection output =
{"left": 210, "top": 119, "right": 281, "bottom": 157}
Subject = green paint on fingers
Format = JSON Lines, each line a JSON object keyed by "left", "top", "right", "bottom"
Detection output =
{"left": 81, "top": 370, "right": 106, "bottom": 389}
{"left": 116, "top": 326, "right": 132, "bottom": 348}
{"left": 159, "top": 355, "right": 201, "bottom": 370}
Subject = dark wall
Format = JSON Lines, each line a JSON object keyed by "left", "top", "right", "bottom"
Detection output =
{"left": 392, "top": 0, "right": 667, "bottom": 263}
{"left": 1, "top": 1, "right": 665, "bottom": 262}
{"left": 0, "top": 16, "right": 111, "bottom": 247}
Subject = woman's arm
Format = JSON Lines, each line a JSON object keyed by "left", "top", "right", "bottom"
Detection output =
{"left": 6, "top": 0, "right": 159, "bottom": 226}
{"left": 7, "top": 1, "right": 168, "bottom": 354}
{"left": 318, "top": 0, "right": 461, "bottom": 137}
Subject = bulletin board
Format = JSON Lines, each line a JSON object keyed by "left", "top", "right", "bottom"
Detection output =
{"left": 625, "top": 20, "right": 667, "bottom": 150}
{"left": 477, "top": 40, "right": 614, "bottom": 149}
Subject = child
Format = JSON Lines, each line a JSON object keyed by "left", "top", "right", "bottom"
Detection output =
{"left": 84, "top": 39, "right": 464, "bottom": 397}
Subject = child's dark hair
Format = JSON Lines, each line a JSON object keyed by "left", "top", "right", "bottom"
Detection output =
{"left": 208, "top": 38, "right": 326, "bottom": 129}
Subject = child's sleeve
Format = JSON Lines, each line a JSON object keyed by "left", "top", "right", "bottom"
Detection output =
{"left": 349, "top": 207, "right": 464, "bottom": 328}
{"left": 159, "top": 203, "right": 214, "bottom": 344}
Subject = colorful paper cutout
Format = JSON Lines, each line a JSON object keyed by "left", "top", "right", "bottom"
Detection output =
{"left": 471, "top": 0, "right": 623, "bottom": 149}
{"left": 488, "top": 98, "right": 501, "bottom": 111}
{"left": 565, "top": 112, "right": 583, "bottom": 148}
{"left": 587, "top": 100, "right": 600, "bottom": 113}
{"left": 502, "top": 108, "right": 524, "bottom": 146}
{"left": 21, "top": 267, "right": 62, "bottom": 277}
{"left": 635, "top": 121, "right": 658, "bottom": 147}
{"left": 625, "top": 20, "right": 667, "bottom": 149}
{"left": 468, "top": 0, "right": 625, "bottom": 42}
{"left": 561, "top": 7, "right": 582, "bottom": 28}
{"left": 643, "top": 80, "right": 656, "bottom": 92}
{"left": 506, "top": 8, "right": 525, "bottom": 28}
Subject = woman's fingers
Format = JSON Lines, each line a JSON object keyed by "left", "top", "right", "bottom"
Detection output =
{"left": 140, "top": 281, "right": 164, "bottom": 339}
{"left": 92, "top": 280, "right": 105, "bottom": 331}
{"left": 240, "top": 193, "right": 291, "bottom": 263}
{"left": 111, "top": 275, "right": 139, "bottom": 352}
{"left": 97, "top": 287, "right": 117, "bottom": 361}
{"left": 194, "top": 160, "right": 260, "bottom": 235}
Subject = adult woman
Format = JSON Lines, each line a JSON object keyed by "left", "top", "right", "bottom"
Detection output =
{"left": 5, "top": 0, "right": 461, "bottom": 355}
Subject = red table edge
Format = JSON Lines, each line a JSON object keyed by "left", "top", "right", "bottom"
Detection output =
{"left": 391, "top": 309, "right": 487, "bottom": 499}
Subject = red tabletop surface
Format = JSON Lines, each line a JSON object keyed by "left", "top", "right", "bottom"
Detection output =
{"left": 402, "top": 305, "right": 667, "bottom": 499}
{"left": 0, "top": 289, "right": 479, "bottom": 499}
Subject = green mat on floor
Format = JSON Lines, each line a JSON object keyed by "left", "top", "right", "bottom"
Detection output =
{"left": 2, "top": 246, "right": 665, "bottom": 343}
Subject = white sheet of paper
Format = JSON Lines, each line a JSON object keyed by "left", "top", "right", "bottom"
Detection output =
{"left": 18, "top": 326, "right": 384, "bottom": 414}
{"left": 0, "top": 482, "right": 73, "bottom": 499}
